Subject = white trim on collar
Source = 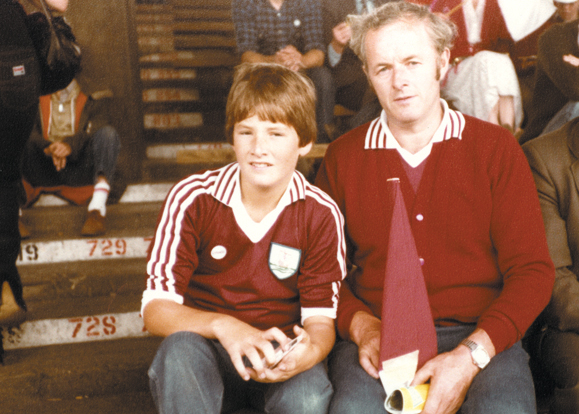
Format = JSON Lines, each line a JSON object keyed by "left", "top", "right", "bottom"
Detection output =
{"left": 210, "top": 163, "right": 309, "bottom": 243}
{"left": 364, "top": 99, "right": 466, "bottom": 167}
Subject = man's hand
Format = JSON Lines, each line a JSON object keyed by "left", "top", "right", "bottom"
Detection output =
{"left": 331, "top": 22, "right": 352, "bottom": 55}
{"left": 44, "top": 141, "right": 71, "bottom": 171}
{"left": 275, "top": 45, "right": 304, "bottom": 72}
{"left": 350, "top": 311, "right": 382, "bottom": 378}
{"left": 411, "top": 329, "right": 495, "bottom": 414}
{"left": 410, "top": 346, "right": 478, "bottom": 414}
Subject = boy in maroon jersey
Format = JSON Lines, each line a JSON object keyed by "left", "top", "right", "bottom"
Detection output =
{"left": 142, "top": 63, "right": 346, "bottom": 414}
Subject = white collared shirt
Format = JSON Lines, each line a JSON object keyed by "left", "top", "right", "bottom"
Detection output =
{"left": 364, "top": 99, "right": 466, "bottom": 167}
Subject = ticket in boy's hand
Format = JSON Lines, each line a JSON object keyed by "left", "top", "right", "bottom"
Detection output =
{"left": 243, "top": 335, "right": 303, "bottom": 369}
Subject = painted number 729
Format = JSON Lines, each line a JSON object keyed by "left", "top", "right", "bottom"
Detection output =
{"left": 87, "top": 239, "right": 127, "bottom": 257}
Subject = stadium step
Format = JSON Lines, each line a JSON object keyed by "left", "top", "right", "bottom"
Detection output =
{"left": 136, "top": 0, "right": 236, "bottom": 182}
{"left": 0, "top": 337, "right": 161, "bottom": 413}
{"left": 0, "top": 183, "right": 173, "bottom": 412}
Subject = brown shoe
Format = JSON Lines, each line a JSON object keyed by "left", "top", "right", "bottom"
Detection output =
{"left": 18, "top": 218, "right": 31, "bottom": 240}
{"left": 81, "top": 210, "right": 106, "bottom": 236}
{"left": 0, "top": 281, "right": 26, "bottom": 328}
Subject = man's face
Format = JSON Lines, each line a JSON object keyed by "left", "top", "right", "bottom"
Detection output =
{"left": 233, "top": 115, "right": 311, "bottom": 199}
{"left": 554, "top": 1, "right": 579, "bottom": 22}
{"left": 363, "top": 20, "right": 450, "bottom": 132}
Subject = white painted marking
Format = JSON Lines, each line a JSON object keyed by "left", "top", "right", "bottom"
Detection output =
{"left": 33, "top": 194, "right": 68, "bottom": 207}
{"left": 2, "top": 311, "right": 148, "bottom": 350}
{"left": 140, "top": 68, "right": 197, "bottom": 81}
{"left": 17, "top": 237, "right": 153, "bottom": 266}
{"left": 144, "top": 112, "right": 203, "bottom": 129}
{"left": 119, "top": 183, "right": 172, "bottom": 203}
{"left": 142, "top": 88, "right": 199, "bottom": 102}
{"left": 146, "top": 142, "right": 231, "bottom": 159}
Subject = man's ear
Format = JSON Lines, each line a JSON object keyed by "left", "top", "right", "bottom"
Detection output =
{"left": 298, "top": 142, "right": 313, "bottom": 157}
{"left": 438, "top": 48, "right": 451, "bottom": 81}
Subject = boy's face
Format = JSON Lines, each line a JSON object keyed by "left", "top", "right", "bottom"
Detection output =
{"left": 233, "top": 115, "right": 312, "bottom": 198}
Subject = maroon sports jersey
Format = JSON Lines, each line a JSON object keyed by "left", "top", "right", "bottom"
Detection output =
{"left": 143, "top": 163, "right": 346, "bottom": 334}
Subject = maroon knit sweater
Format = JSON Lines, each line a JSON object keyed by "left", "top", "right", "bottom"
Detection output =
{"left": 316, "top": 114, "right": 555, "bottom": 354}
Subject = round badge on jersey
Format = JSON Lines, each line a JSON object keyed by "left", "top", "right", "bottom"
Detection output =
{"left": 211, "top": 245, "right": 227, "bottom": 260}
{"left": 268, "top": 242, "right": 301, "bottom": 280}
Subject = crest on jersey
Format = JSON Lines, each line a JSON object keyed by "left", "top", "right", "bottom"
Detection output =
{"left": 268, "top": 242, "right": 301, "bottom": 280}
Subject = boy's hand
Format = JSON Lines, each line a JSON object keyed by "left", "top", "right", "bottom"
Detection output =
{"left": 249, "top": 325, "right": 314, "bottom": 383}
{"left": 44, "top": 142, "right": 71, "bottom": 171}
{"left": 251, "top": 315, "right": 335, "bottom": 383}
{"left": 214, "top": 319, "right": 289, "bottom": 381}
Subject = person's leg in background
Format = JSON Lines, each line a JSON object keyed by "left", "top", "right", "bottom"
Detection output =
{"left": 81, "top": 125, "right": 120, "bottom": 236}
{"left": 307, "top": 66, "right": 336, "bottom": 143}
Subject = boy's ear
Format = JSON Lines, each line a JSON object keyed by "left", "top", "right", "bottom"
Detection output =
{"left": 298, "top": 142, "right": 313, "bottom": 157}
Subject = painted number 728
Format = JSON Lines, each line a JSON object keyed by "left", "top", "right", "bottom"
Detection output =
{"left": 69, "top": 316, "right": 117, "bottom": 338}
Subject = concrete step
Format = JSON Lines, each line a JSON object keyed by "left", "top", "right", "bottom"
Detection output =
{"left": 137, "top": 21, "right": 234, "bottom": 35}
{"left": 0, "top": 336, "right": 162, "bottom": 412}
{"left": 138, "top": 33, "right": 236, "bottom": 53}
{"left": 139, "top": 50, "right": 237, "bottom": 67}
{"left": 173, "top": 8, "right": 232, "bottom": 21}
{"left": 143, "top": 112, "right": 224, "bottom": 142}
{"left": 171, "top": 0, "right": 232, "bottom": 9}
{"left": 3, "top": 391, "right": 157, "bottom": 414}
{"left": 136, "top": 8, "right": 232, "bottom": 22}
{"left": 19, "top": 202, "right": 161, "bottom": 241}
{"left": 141, "top": 158, "right": 220, "bottom": 182}
{"left": 140, "top": 67, "right": 232, "bottom": 91}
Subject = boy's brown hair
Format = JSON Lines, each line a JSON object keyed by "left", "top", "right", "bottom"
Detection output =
{"left": 225, "top": 63, "right": 317, "bottom": 147}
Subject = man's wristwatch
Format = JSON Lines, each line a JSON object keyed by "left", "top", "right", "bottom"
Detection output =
{"left": 460, "top": 339, "right": 490, "bottom": 369}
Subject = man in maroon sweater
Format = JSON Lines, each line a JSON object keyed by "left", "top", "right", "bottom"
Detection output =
{"left": 315, "top": 2, "right": 555, "bottom": 414}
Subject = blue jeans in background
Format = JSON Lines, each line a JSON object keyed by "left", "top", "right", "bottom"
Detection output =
{"left": 328, "top": 324, "right": 536, "bottom": 414}
{"left": 148, "top": 331, "right": 333, "bottom": 414}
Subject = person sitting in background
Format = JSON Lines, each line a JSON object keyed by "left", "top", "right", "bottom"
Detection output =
{"left": 322, "top": 0, "right": 395, "bottom": 125}
{"left": 522, "top": 117, "right": 579, "bottom": 413}
{"left": 142, "top": 63, "right": 346, "bottom": 414}
{"left": 232, "top": 0, "right": 336, "bottom": 142}
{"left": 20, "top": 78, "right": 120, "bottom": 237}
{"left": 554, "top": 0, "right": 579, "bottom": 23}
{"left": 431, "top": 0, "right": 523, "bottom": 133}
{"left": 519, "top": 0, "right": 579, "bottom": 144}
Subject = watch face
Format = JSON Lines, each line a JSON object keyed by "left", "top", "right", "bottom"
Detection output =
{"left": 472, "top": 347, "right": 490, "bottom": 368}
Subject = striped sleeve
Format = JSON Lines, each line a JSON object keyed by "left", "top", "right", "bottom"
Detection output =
{"left": 141, "top": 170, "right": 218, "bottom": 314}
{"left": 298, "top": 181, "right": 347, "bottom": 323}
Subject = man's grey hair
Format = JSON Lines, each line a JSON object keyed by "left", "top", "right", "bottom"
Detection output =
{"left": 348, "top": 1, "right": 457, "bottom": 66}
